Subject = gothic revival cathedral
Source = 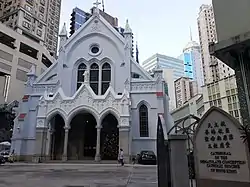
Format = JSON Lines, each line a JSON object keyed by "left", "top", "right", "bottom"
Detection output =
{"left": 11, "top": 7, "right": 172, "bottom": 162}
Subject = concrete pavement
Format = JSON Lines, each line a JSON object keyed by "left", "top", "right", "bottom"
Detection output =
{"left": 0, "top": 163, "right": 157, "bottom": 187}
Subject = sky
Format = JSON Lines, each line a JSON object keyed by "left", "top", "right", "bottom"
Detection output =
{"left": 59, "top": 0, "right": 212, "bottom": 62}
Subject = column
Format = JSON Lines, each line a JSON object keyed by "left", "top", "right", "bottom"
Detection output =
{"left": 46, "top": 129, "right": 54, "bottom": 160}
{"left": 95, "top": 125, "right": 102, "bottom": 162}
{"left": 62, "top": 126, "right": 70, "bottom": 161}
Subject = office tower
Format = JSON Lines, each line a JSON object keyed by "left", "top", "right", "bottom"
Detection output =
{"left": 0, "top": 0, "right": 62, "bottom": 57}
{"left": 70, "top": 7, "right": 118, "bottom": 36}
{"left": 70, "top": 7, "right": 91, "bottom": 36}
{"left": 142, "top": 53, "right": 184, "bottom": 110}
{"left": 142, "top": 53, "right": 184, "bottom": 80}
{"left": 181, "top": 32, "right": 204, "bottom": 92}
{"left": 174, "top": 77, "right": 198, "bottom": 108}
{"left": 69, "top": 6, "right": 134, "bottom": 57}
{"left": 197, "top": 4, "right": 234, "bottom": 84}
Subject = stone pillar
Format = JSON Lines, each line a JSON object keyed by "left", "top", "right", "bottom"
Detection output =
{"left": 62, "top": 126, "right": 70, "bottom": 161}
{"left": 119, "top": 126, "right": 130, "bottom": 163}
{"left": 32, "top": 127, "right": 47, "bottom": 163}
{"left": 168, "top": 134, "right": 189, "bottom": 187}
{"left": 95, "top": 126, "right": 102, "bottom": 162}
{"left": 46, "top": 129, "right": 54, "bottom": 160}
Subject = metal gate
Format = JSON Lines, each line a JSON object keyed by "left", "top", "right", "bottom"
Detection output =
{"left": 157, "top": 114, "right": 200, "bottom": 187}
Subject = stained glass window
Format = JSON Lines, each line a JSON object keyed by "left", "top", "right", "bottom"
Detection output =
{"left": 139, "top": 104, "right": 149, "bottom": 137}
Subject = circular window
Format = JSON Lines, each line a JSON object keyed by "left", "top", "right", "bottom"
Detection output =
{"left": 89, "top": 44, "right": 102, "bottom": 56}
{"left": 91, "top": 46, "right": 99, "bottom": 54}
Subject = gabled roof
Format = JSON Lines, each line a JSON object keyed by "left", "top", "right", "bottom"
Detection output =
{"left": 63, "top": 9, "right": 126, "bottom": 49}
{"left": 131, "top": 58, "right": 153, "bottom": 80}
{"left": 35, "top": 61, "right": 58, "bottom": 84}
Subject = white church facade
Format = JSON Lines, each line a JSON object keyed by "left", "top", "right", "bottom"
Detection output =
{"left": 11, "top": 6, "right": 172, "bottom": 163}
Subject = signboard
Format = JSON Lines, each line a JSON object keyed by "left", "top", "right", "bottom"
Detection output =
{"left": 194, "top": 107, "right": 250, "bottom": 184}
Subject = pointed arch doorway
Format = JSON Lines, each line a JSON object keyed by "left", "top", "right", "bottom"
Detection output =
{"left": 49, "top": 114, "right": 65, "bottom": 160}
{"left": 100, "top": 114, "right": 119, "bottom": 160}
{"left": 68, "top": 112, "right": 97, "bottom": 160}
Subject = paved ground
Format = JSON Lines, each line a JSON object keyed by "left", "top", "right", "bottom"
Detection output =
{"left": 0, "top": 163, "right": 157, "bottom": 187}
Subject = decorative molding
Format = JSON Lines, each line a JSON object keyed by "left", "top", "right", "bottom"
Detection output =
{"left": 131, "top": 81, "right": 156, "bottom": 92}
{"left": 90, "top": 19, "right": 101, "bottom": 32}
{"left": 37, "top": 85, "right": 130, "bottom": 127}
{"left": 36, "top": 119, "right": 45, "bottom": 128}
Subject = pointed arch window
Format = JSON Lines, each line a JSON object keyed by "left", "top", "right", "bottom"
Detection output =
{"left": 101, "top": 63, "right": 111, "bottom": 95}
{"left": 77, "top": 63, "right": 87, "bottom": 90}
{"left": 139, "top": 104, "right": 149, "bottom": 137}
{"left": 90, "top": 63, "right": 99, "bottom": 95}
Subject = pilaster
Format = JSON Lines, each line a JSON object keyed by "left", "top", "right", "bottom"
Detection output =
{"left": 119, "top": 126, "right": 130, "bottom": 163}
{"left": 32, "top": 127, "right": 47, "bottom": 163}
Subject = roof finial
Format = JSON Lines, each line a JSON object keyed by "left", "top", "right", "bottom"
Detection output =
{"left": 93, "top": 0, "right": 101, "bottom": 8}
{"left": 124, "top": 19, "right": 132, "bottom": 33}
{"left": 189, "top": 26, "right": 193, "bottom": 41}
{"left": 59, "top": 22, "right": 67, "bottom": 36}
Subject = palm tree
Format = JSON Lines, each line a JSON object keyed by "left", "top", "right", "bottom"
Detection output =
{"left": 239, "top": 124, "right": 250, "bottom": 153}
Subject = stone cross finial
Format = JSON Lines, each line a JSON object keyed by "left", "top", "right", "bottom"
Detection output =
{"left": 93, "top": 0, "right": 101, "bottom": 8}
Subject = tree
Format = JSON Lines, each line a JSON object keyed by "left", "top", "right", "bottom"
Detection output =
{"left": 239, "top": 124, "right": 250, "bottom": 153}
{"left": 0, "top": 104, "right": 15, "bottom": 142}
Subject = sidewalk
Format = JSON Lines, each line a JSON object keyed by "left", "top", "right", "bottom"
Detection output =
{"left": 3, "top": 162, "right": 157, "bottom": 167}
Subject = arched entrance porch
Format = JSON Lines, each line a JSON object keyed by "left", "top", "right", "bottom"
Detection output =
{"left": 67, "top": 112, "right": 97, "bottom": 160}
{"left": 49, "top": 114, "right": 65, "bottom": 160}
{"left": 100, "top": 113, "right": 119, "bottom": 160}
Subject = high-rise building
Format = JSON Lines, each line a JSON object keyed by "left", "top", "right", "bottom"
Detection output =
{"left": 0, "top": 22, "right": 54, "bottom": 103}
{"left": 202, "top": 75, "right": 242, "bottom": 123}
{"left": 142, "top": 53, "right": 184, "bottom": 110}
{"left": 69, "top": 7, "right": 134, "bottom": 57}
{"left": 142, "top": 53, "right": 184, "bottom": 80}
{"left": 0, "top": 0, "right": 3, "bottom": 17}
{"left": 70, "top": 7, "right": 91, "bottom": 36}
{"left": 174, "top": 77, "right": 198, "bottom": 108}
{"left": 70, "top": 7, "right": 118, "bottom": 36}
{"left": 0, "top": 0, "right": 62, "bottom": 57}
{"left": 181, "top": 34, "right": 204, "bottom": 93}
{"left": 197, "top": 4, "right": 234, "bottom": 84}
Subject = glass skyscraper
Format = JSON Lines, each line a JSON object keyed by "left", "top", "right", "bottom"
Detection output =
{"left": 70, "top": 7, "right": 91, "bottom": 36}
{"left": 181, "top": 40, "right": 204, "bottom": 93}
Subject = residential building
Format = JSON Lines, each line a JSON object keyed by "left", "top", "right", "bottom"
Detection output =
{"left": 174, "top": 77, "right": 198, "bottom": 108}
{"left": 0, "top": 22, "right": 54, "bottom": 104}
{"left": 11, "top": 7, "right": 172, "bottom": 162}
{"left": 0, "top": 0, "right": 62, "bottom": 57}
{"left": 197, "top": 4, "right": 234, "bottom": 84}
{"left": 181, "top": 37, "right": 204, "bottom": 93}
{"left": 202, "top": 75, "right": 242, "bottom": 123}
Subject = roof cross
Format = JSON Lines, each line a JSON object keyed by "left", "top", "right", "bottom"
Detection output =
{"left": 93, "top": 0, "right": 101, "bottom": 8}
